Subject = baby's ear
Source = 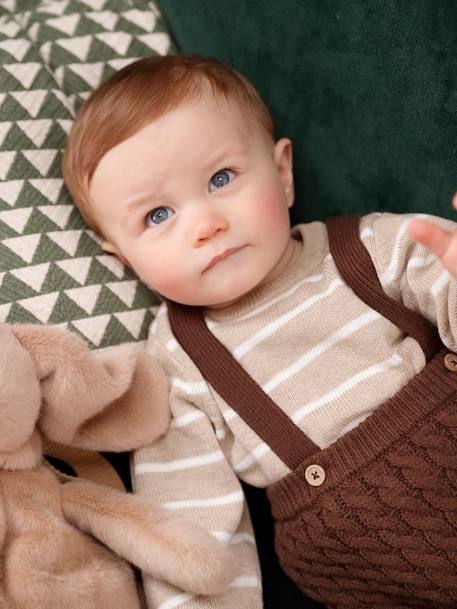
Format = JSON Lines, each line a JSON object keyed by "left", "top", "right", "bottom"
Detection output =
{"left": 101, "top": 240, "right": 118, "bottom": 255}
{"left": 101, "top": 240, "right": 130, "bottom": 268}
{"left": 274, "top": 137, "right": 294, "bottom": 208}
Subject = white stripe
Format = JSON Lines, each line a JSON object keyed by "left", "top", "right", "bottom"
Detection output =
{"left": 212, "top": 531, "right": 256, "bottom": 545}
{"left": 431, "top": 270, "right": 450, "bottom": 297}
{"left": 158, "top": 593, "right": 192, "bottom": 609}
{"left": 229, "top": 575, "right": 262, "bottom": 588}
{"left": 164, "top": 490, "right": 244, "bottom": 510}
{"left": 230, "top": 532, "right": 256, "bottom": 545}
{"left": 170, "top": 410, "right": 205, "bottom": 428}
{"left": 149, "top": 319, "right": 158, "bottom": 335}
{"left": 212, "top": 273, "right": 325, "bottom": 325}
{"left": 215, "top": 427, "right": 226, "bottom": 440}
{"left": 292, "top": 353, "right": 402, "bottom": 423}
{"left": 171, "top": 377, "right": 208, "bottom": 395}
{"left": 263, "top": 310, "right": 381, "bottom": 393}
{"left": 166, "top": 337, "right": 178, "bottom": 351}
{"left": 360, "top": 227, "right": 374, "bottom": 240}
{"left": 407, "top": 253, "right": 436, "bottom": 269}
{"left": 234, "top": 279, "right": 342, "bottom": 360}
{"left": 135, "top": 450, "right": 224, "bottom": 474}
{"left": 379, "top": 214, "right": 429, "bottom": 286}
{"left": 234, "top": 442, "right": 269, "bottom": 473}
{"left": 222, "top": 407, "right": 237, "bottom": 422}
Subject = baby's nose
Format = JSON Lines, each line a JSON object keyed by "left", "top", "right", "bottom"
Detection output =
{"left": 192, "top": 212, "right": 229, "bottom": 247}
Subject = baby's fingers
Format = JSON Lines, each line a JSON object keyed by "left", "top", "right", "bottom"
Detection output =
{"left": 408, "top": 218, "right": 452, "bottom": 259}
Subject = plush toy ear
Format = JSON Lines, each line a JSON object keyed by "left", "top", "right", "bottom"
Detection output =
{"left": 0, "top": 323, "right": 41, "bottom": 453}
{"left": 12, "top": 325, "right": 170, "bottom": 452}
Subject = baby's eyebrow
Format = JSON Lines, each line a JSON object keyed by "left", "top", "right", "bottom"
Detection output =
{"left": 203, "top": 149, "right": 249, "bottom": 171}
{"left": 125, "top": 187, "right": 161, "bottom": 211}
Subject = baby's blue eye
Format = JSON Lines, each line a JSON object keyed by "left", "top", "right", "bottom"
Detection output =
{"left": 146, "top": 206, "right": 174, "bottom": 227}
{"left": 209, "top": 169, "right": 235, "bottom": 192}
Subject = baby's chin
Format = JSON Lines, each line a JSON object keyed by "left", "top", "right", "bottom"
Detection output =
{"left": 185, "top": 279, "right": 267, "bottom": 310}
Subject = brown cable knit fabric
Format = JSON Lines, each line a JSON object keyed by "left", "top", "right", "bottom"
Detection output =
{"left": 167, "top": 216, "right": 457, "bottom": 609}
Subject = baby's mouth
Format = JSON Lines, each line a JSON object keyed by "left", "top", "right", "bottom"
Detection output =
{"left": 203, "top": 247, "right": 243, "bottom": 272}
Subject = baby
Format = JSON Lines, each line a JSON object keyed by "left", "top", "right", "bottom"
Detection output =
{"left": 63, "top": 55, "right": 457, "bottom": 609}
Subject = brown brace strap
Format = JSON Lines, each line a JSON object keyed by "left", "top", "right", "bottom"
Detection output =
{"left": 167, "top": 303, "right": 319, "bottom": 469}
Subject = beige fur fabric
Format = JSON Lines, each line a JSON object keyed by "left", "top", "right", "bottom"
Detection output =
{"left": 0, "top": 324, "right": 234, "bottom": 609}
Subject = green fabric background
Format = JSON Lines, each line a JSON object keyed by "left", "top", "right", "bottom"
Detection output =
{"left": 160, "top": 0, "right": 457, "bottom": 227}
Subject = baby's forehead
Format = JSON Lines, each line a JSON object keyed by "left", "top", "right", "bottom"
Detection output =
{"left": 115, "top": 94, "right": 260, "bottom": 154}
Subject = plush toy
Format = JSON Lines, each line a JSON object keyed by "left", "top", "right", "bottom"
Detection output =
{"left": 0, "top": 323, "right": 234, "bottom": 609}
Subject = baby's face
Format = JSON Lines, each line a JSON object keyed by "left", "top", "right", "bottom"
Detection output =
{"left": 89, "top": 92, "right": 294, "bottom": 307}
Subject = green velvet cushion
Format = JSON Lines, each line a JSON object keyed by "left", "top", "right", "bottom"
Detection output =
{"left": 159, "top": 0, "right": 457, "bottom": 227}
{"left": 0, "top": 0, "right": 174, "bottom": 346}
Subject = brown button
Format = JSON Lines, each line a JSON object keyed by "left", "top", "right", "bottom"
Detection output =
{"left": 305, "top": 464, "right": 326, "bottom": 487}
{"left": 444, "top": 353, "right": 457, "bottom": 372}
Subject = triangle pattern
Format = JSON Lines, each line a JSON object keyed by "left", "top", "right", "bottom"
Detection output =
{"left": 114, "top": 308, "right": 146, "bottom": 339}
{"left": 4, "top": 63, "right": 42, "bottom": 89}
{"left": 27, "top": 22, "right": 40, "bottom": 43}
{"left": 72, "top": 314, "right": 111, "bottom": 347}
{"left": 86, "top": 10, "right": 118, "bottom": 31}
{"left": 65, "top": 284, "right": 101, "bottom": 315}
{"left": 56, "top": 35, "right": 92, "bottom": 62}
{"left": 0, "top": 39, "right": 32, "bottom": 62}
{"left": 0, "top": 180, "right": 23, "bottom": 206}
{"left": 78, "top": 0, "right": 107, "bottom": 10}
{"left": 46, "top": 14, "right": 81, "bottom": 36}
{"left": 0, "top": 303, "right": 12, "bottom": 323}
{"left": 37, "top": 205, "right": 72, "bottom": 229}
{"left": 3, "top": 233, "right": 41, "bottom": 264}
{"left": 18, "top": 292, "right": 60, "bottom": 324}
{"left": 137, "top": 33, "right": 170, "bottom": 55}
{"left": 10, "top": 90, "right": 49, "bottom": 118}
{"left": 0, "top": 207, "right": 33, "bottom": 233}
{"left": 37, "top": 1, "right": 69, "bottom": 16}
{"left": 0, "top": 20, "right": 20, "bottom": 38}
{"left": 67, "top": 62, "right": 104, "bottom": 89}
{"left": 1, "top": 1, "right": 16, "bottom": 15}
{"left": 96, "top": 32, "right": 132, "bottom": 56}
{"left": 56, "top": 119, "right": 72, "bottom": 134}
{"left": 56, "top": 256, "right": 92, "bottom": 285}
{"left": 0, "top": 152, "right": 16, "bottom": 180}
{"left": 0, "top": 122, "right": 13, "bottom": 148}
{"left": 28, "top": 178, "right": 63, "bottom": 203}
{"left": 121, "top": 10, "right": 157, "bottom": 32}
{"left": 11, "top": 262, "right": 50, "bottom": 293}
{"left": 95, "top": 254, "right": 125, "bottom": 279}
{"left": 106, "top": 280, "right": 138, "bottom": 307}
{"left": 47, "top": 230, "right": 82, "bottom": 256}
{"left": 22, "top": 150, "right": 57, "bottom": 176}
{"left": 16, "top": 120, "right": 53, "bottom": 148}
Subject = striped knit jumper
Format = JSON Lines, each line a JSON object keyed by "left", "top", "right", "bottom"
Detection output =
{"left": 132, "top": 213, "right": 457, "bottom": 609}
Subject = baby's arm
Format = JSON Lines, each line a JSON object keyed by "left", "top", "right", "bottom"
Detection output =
{"left": 134, "top": 337, "right": 263, "bottom": 608}
{"left": 366, "top": 211, "right": 457, "bottom": 349}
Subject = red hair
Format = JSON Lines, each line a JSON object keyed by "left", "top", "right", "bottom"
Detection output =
{"left": 62, "top": 55, "right": 274, "bottom": 234}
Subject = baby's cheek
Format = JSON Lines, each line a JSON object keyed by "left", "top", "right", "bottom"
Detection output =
{"left": 140, "top": 263, "right": 190, "bottom": 302}
{"left": 251, "top": 187, "right": 290, "bottom": 235}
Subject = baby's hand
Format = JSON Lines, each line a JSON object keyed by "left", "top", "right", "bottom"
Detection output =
{"left": 408, "top": 193, "right": 457, "bottom": 279}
